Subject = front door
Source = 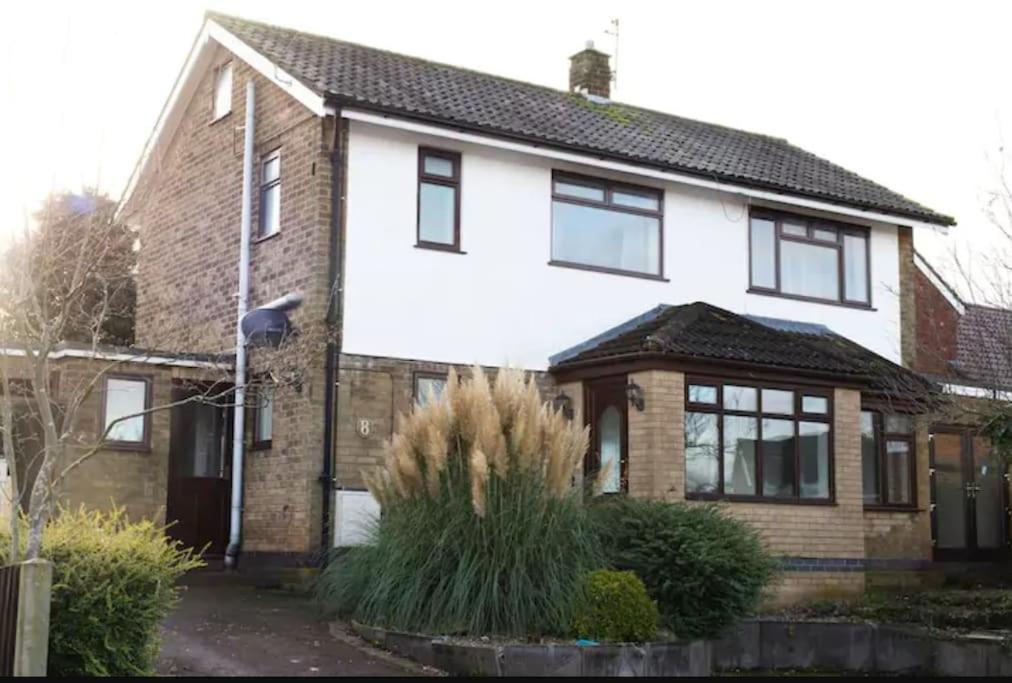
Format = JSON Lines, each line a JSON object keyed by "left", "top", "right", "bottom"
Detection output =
{"left": 166, "top": 389, "right": 232, "bottom": 556}
{"left": 931, "top": 427, "right": 1009, "bottom": 561}
{"left": 585, "top": 377, "right": 628, "bottom": 494}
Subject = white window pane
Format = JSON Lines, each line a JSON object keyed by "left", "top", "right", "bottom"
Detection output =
{"left": 843, "top": 233, "right": 869, "bottom": 303}
{"left": 552, "top": 201, "right": 660, "bottom": 275}
{"left": 885, "top": 440, "right": 912, "bottom": 504}
{"left": 812, "top": 226, "right": 837, "bottom": 242}
{"left": 723, "top": 415, "right": 757, "bottom": 495}
{"left": 105, "top": 379, "right": 146, "bottom": 442}
{"left": 423, "top": 155, "right": 454, "bottom": 178}
{"left": 724, "top": 385, "right": 757, "bottom": 411}
{"left": 762, "top": 418, "right": 796, "bottom": 497}
{"left": 782, "top": 221, "right": 807, "bottom": 237}
{"left": 415, "top": 377, "right": 448, "bottom": 407}
{"left": 261, "top": 184, "right": 280, "bottom": 236}
{"left": 612, "top": 191, "right": 659, "bottom": 211}
{"left": 214, "top": 63, "right": 232, "bottom": 119}
{"left": 780, "top": 240, "right": 839, "bottom": 300}
{"left": 861, "top": 411, "right": 881, "bottom": 504}
{"left": 750, "top": 218, "right": 776, "bottom": 288}
{"left": 256, "top": 388, "right": 273, "bottom": 442}
{"left": 685, "top": 412, "right": 719, "bottom": 494}
{"left": 762, "top": 388, "right": 794, "bottom": 414}
{"left": 555, "top": 180, "right": 605, "bottom": 202}
{"left": 688, "top": 384, "right": 717, "bottom": 405}
{"left": 263, "top": 156, "right": 280, "bottom": 183}
{"left": 799, "top": 421, "right": 831, "bottom": 499}
{"left": 599, "top": 406, "right": 623, "bottom": 493}
{"left": 802, "top": 395, "right": 829, "bottom": 414}
{"left": 419, "top": 183, "right": 456, "bottom": 244}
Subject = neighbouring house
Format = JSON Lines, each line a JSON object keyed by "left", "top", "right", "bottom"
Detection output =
{"left": 91, "top": 10, "right": 970, "bottom": 601}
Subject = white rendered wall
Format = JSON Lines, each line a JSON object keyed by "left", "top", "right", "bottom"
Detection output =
{"left": 342, "top": 121, "right": 904, "bottom": 370}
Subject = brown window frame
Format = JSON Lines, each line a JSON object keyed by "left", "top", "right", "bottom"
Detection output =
{"left": 98, "top": 373, "right": 153, "bottom": 451}
{"left": 250, "top": 383, "right": 274, "bottom": 451}
{"left": 416, "top": 148, "right": 462, "bottom": 252}
{"left": 549, "top": 171, "right": 666, "bottom": 281}
{"left": 861, "top": 410, "right": 917, "bottom": 509}
{"left": 748, "top": 208, "right": 872, "bottom": 308}
{"left": 684, "top": 376, "right": 835, "bottom": 505}
{"left": 413, "top": 371, "right": 449, "bottom": 408}
{"left": 258, "top": 148, "right": 282, "bottom": 239}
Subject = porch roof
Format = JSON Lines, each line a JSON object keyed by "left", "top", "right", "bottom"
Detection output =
{"left": 549, "top": 302, "right": 935, "bottom": 401}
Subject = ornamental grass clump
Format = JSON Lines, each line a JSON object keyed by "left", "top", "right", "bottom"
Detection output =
{"left": 318, "top": 366, "right": 603, "bottom": 637}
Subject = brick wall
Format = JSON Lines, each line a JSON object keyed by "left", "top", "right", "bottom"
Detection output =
{"left": 122, "top": 44, "right": 334, "bottom": 554}
{"left": 913, "top": 266, "right": 960, "bottom": 377}
{"left": 897, "top": 226, "right": 917, "bottom": 368}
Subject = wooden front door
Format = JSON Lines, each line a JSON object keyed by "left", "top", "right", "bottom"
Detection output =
{"left": 166, "top": 390, "right": 232, "bottom": 556}
{"left": 585, "top": 377, "right": 628, "bottom": 494}
{"left": 931, "top": 427, "right": 1009, "bottom": 561}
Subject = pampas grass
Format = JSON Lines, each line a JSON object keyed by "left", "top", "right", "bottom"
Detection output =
{"left": 321, "top": 366, "right": 603, "bottom": 637}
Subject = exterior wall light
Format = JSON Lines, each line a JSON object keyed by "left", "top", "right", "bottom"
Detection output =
{"left": 552, "top": 391, "right": 575, "bottom": 420}
{"left": 626, "top": 381, "right": 645, "bottom": 411}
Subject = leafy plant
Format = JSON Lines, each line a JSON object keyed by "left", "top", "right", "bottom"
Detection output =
{"left": 572, "top": 569, "right": 658, "bottom": 642}
{"left": 590, "top": 497, "right": 777, "bottom": 639}
{"left": 317, "top": 367, "right": 602, "bottom": 637}
{"left": 0, "top": 506, "right": 203, "bottom": 676}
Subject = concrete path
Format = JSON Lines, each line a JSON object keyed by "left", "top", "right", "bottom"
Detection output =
{"left": 157, "top": 574, "right": 418, "bottom": 677}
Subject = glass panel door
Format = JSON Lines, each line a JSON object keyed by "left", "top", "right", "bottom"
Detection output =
{"left": 933, "top": 432, "right": 968, "bottom": 550}
{"left": 972, "top": 437, "right": 1005, "bottom": 550}
{"left": 585, "top": 377, "right": 628, "bottom": 494}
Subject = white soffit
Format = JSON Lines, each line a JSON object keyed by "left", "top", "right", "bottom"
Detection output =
{"left": 343, "top": 108, "right": 947, "bottom": 232}
{"left": 117, "top": 18, "right": 329, "bottom": 218}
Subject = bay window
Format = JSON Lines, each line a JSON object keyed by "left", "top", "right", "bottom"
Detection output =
{"left": 551, "top": 173, "right": 663, "bottom": 278}
{"left": 685, "top": 378, "right": 833, "bottom": 502}
{"left": 749, "top": 209, "right": 871, "bottom": 306}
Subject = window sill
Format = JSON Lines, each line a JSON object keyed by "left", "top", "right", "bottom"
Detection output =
{"left": 686, "top": 492, "right": 836, "bottom": 506}
{"left": 250, "top": 440, "right": 273, "bottom": 452}
{"left": 253, "top": 230, "right": 281, "bottom": 245}
{"left": 747, "top": 288, "right": 875, "bottom": 311}
{"left": 548, "top": 260, "right": 669, "bottom": 282}
{"left": 415, "top": 243, "right": 466, "bottom": 254}
{"left": 100, "top": 441, "right": 151, "bottom": 453}
{"left": 864, "top": 504, "right": 920, "bottom": 513}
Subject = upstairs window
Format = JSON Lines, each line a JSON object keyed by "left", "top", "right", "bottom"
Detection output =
{"left": 551, "top": 173, "right": 663, "bottom": 278}
{"left": 213, "top": 62, "right": 233, "bottom": 120}
{"left": 101, "top": 376, "right": 151, "bottom": 448}
{"left": 259, "top": 150, "right": 281, "bottom": 238}
{"left": 750, "top": 209, "right": 870, "bottom": 305}
{"left": 685, "top": 379, "right": 833, "bottom": 502}
{"left": 861, "top": 411, "right": 915, "bottom": 507}
{"left": 417, "top": 148, "right": 461, "bottom": 251}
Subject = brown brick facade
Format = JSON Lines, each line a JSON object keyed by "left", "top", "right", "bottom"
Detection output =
{"left": 913, "top": 266, "right": 960, "bottom": 378}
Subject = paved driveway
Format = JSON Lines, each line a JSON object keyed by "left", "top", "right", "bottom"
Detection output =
{"left": 157, "top": 574, "right": 418, "bottom": 677}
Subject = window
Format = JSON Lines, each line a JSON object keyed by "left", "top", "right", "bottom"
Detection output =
{"left": 861, "top": 411, "right": 915, "bottom": 506}
{"left": 252, "top": 385, "right": 274, "bottom": 449}
{"left": 414, "top": 373, "right": 448, "bottom": 408}
{"left": 749, "top": 209, "right": 870, "bottom": 305}
{"left": 551, "top": 173, "right": 663, "bottom": 278}
{"left": 213, "top": 62, "right": 233, "bottom": 120}
{"left": 101, "top": 376, "right": 150, "bottom": 447}
{"left": 417, "top": 148, "right": 461, "bottom": 250}
{"left": 259, "top": 150, "right": 281, "bottom": 238}
{"left": 685, "top": 379, "right": 832, "bottom": 501}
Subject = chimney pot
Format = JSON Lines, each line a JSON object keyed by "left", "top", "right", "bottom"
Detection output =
{"left": 569, "top": 41, "right": 611, "bottom": 99}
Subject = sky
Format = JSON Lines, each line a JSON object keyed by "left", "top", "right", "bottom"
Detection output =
{"left": 4, "top": 0, "right": 1012, "bottom": 298}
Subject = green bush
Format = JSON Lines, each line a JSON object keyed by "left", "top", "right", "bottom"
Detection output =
{"left": 590, "top": 497, "right": 777, "bottom": 639}
{"left": 572, "top": 570, "right": 658, "bottom": 642}
{"left": 317, "top": 367, "right": 602, "bottom": 637}
{"left": 0, "top": 507, "right": 203, "bottom": 676}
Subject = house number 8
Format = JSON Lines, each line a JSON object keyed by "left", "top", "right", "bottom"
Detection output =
{"left": 357, "top": 418, "right": 372, "bottom": 439}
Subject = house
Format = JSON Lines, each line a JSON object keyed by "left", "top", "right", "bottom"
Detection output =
{"left": 105, "top": 10, "right": 965, "bottom": 601}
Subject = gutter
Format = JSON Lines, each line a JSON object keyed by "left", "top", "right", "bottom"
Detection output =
{"left": 320, "top": 110, "right": 348, "bottom": 561}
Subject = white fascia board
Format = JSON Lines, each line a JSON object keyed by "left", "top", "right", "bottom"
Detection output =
{"left": 117, "top": 19, "right": 328, "bottom": 219}
{"left": 914, "top": 251, "right": 965, "bottom": 315}
{"left": 0, "top": 347, "right": 228, "bottom": 370}
{"left": 342, "top": 108, "right": 946, "bottom": 231}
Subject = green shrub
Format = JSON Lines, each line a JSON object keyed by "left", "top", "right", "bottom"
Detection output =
{"left": 0, "top": 507, "right": 203, "bottom": 676}
{"left": 590, "top": 497, "right": 777, "bottom": 639}
{"left": 572, "top": 570, "right": 658, "bottom": 642}
{"left": 317, "top": 367, "right": 603, "bottom": 637}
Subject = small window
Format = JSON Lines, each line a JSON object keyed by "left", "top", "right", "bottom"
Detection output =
{"left": 259, "top": 150, "right": 281, "bottom": 238}
{"left": 417, "top": 148, "right": 461, "bottom": 250}
{"left": 802, "top": 395, "right": 829, "bottom": 414}
{"left": 687, "top": 384, "right": 718, "bottom": 405}
{"left": 748, "top": 209, "right": 871, "bottom": 306}
{"left": 551, "top": 172, "right": 663, "bottom": 277}
{"left": 102, "top": 376, "right": 150, "bottom": 446}
{"left": 213, "top": 62, "right": 233, "bottom": 120}
{"left": 861, "top": 410, "right": 916, "bottom": 507}
{"left": 252, "top": 385, "right": 274, "bottom": 449}
{"left": 414, "top": 374, "right": 448, "bottom": 408}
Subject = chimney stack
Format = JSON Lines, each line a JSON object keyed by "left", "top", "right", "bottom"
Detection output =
{"left": 569, "top": 40, "right": 612, "bottom": 99}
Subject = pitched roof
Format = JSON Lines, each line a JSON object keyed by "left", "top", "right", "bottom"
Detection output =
{"left": 208, "top": 12, "right": 953, "bottom": 226}
{"left": 954, "top": 304, "right": 1012, "bottom": 388}
{"left": 550, "top": 302, "right": 934, "bottom": 399}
